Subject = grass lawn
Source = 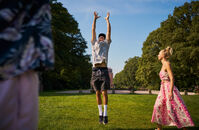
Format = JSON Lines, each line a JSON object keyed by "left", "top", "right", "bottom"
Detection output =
{"left": 39, "top": 93, "right": 199, "bottom": 130}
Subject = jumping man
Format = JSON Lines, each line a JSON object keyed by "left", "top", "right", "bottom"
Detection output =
{"left": 90, "top": 11, "right": 112, "bottom": 125}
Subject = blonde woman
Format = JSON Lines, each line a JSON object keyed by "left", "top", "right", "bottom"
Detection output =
{"left": 151, "top": 47, "right": 194, "bottom": 130}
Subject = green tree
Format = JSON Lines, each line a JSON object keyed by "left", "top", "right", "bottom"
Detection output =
{"left": 41, "top": 0, "right": 92, "bottom": 91}
{"left": 114, "top": 1, "right": 199, "bottom": 91}
{"left": 114, "top": 57, "right": 140, "bottom": 89}
{"left": 135, "top": 31, "right": 161, "bottom": 90}
{"left": 136, "top": 1, "right": 199, "bottom": 90}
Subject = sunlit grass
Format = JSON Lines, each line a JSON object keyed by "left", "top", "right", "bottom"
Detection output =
{"left": 39, "top": 93, "right": 199, "bottom": 130}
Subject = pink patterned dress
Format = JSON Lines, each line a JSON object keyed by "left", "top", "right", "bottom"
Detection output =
{"left": 151, "top": 71, "right": 194, "bottom": 128}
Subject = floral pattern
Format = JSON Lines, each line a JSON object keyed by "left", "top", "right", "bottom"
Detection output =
{"left": 151, "top": 71, "right": 195, "bottom": 128}
{"left": 0, "top": 0, "right": 54, "bottom": 80}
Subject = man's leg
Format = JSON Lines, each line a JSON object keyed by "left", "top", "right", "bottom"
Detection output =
{"left": 102, "top": 90, "right": 108, "bottom": 124}
{"left": 96, "top": 90, "right": 102, "bottom": 105}
{"left": 102, "top": 90, "right": 108, "bottom": 105}
{"left": 96, "top": 90, "right": 103, "bottom": 124}
{"left": 102, "top": 90, "right": 108, "bottom": 116}
{"left": 91, "top": 69, "right": 104, "bottom": 123}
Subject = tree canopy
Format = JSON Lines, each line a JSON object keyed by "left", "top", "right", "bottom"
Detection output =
{"left": 114, "top": 1, "right": 199, "bottom": 91}
{"left": 41, "top": 1, "right": 92, "bottom": 90}
{"left": 114, "top": 57, "right": 140, "bottom": 89}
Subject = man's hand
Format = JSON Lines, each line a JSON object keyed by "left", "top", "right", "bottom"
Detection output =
{"left": 105, "top": 12, "right": 111, "bottom": 43}
{"left": 94, "top": 11, "right": 100, "bottom": 20}
{"left": 105, "top": 12, "right": 110, "bottom": 21}
{"left": 92, "top": 12, "right": 99, "bottom": 43}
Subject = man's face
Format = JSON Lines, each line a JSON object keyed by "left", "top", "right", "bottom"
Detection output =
{"left": 98, "top": 36, "right": 105, "bottom": 42}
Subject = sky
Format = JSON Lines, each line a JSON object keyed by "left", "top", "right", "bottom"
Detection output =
{"left": 58, "top": 0, "right": 193, "bottom": 76}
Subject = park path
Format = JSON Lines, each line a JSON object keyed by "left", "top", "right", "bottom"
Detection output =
{"left": 56, "top": 90, "right": 196, "bottom": 95}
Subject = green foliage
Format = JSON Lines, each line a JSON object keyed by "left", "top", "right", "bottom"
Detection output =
{"left": 41, "top": 1, "right": 92, "bottom": 90}
{"left": 114, "top": 57, "right": 140, "bottom": 89}
{"left": 115, "top": 1, "right": 199, "bottom": 90}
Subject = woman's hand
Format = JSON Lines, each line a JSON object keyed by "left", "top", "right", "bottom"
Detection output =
{"left": 169, "top": 91, "right": 173, "bottom": 101}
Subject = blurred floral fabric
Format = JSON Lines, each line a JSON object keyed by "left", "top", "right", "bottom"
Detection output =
{"left": 0, "top": 0, "right": 54, "bottom": 80}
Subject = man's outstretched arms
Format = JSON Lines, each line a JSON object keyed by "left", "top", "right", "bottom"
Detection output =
{"left": 91, "top": 12, "right": 100, "bottom": 43}
{"left": 105, "top": 12, "right": 111, "bottom": 43}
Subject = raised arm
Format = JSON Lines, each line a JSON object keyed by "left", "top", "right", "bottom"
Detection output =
{"left": 91, "top": 12, "right": 100, "bottom": 43}
{"left": 165, "top": 61, "right": 174, "bottom": 100}
{"left": 105, "top": 12, "right": 111, "bottom": 43}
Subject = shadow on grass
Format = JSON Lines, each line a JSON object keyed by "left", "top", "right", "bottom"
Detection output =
{"left": 109, "top": 127, "right": 199, "bottom": 130}
{"left": 39, "top": 92, "right": 199, "bottom": 98}
{"left": 39, "top": 92, "right": 95, "bottom": 97}
{"left": 39, "top": 91, "right": 158, "bottom": 97}
{"left": 39, "top": 92, "right": 198, "bottom": 97}
{"left": 116, "top": 93, "right": 156, "bottom": 96}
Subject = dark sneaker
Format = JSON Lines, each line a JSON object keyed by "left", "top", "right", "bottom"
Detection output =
{"left": 103, "top": 116, "right": 108, "bottom": 125}
{"left": 99, "top": 115, "right": 103, "bottom": 124}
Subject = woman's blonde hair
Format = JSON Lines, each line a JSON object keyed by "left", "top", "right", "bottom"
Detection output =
{"left": 163, "top": 46, "right": 173, "bottom": 59}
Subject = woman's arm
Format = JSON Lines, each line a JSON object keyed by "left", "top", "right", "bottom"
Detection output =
{"left": 165, "top": 61, "right": 174, "bottom": 100}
